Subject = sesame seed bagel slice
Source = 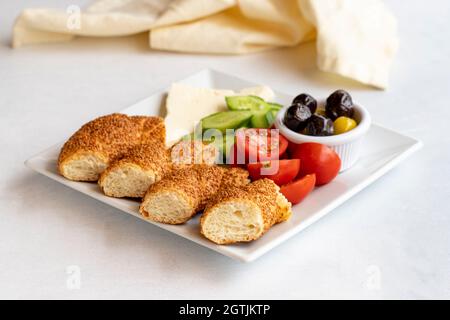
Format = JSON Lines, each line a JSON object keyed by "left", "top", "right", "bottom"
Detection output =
{"left": 140, "top": 189, "right": 196, "bottom": 224}
{"left": 139, "top": 165, "right": 225, "bottom": 225}
{"left": 98, "top": 143, "right": 170, "bottom": 198}
{"left": 201, "top": 200, "right": 265, "bottom": 244}
{"left": 99, "top": 163, "right": 159, "bottom": 198}
{"left": 58, "top": 114, "right": 164, "bottom": 182}
{"left": 201, "top": 179, "right": 292, "bottom": 245}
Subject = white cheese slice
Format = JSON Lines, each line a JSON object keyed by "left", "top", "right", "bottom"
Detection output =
{"left": 238, "top": 86, "right": 274, "bottom": 101}
{"left": 164, "top": 83, "right": 275, "bottom": 145}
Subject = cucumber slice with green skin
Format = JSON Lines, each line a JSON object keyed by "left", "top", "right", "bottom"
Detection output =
{"left": 266, "top": 109, "right": 278, "bottom": 126}
{"left": 267, "top": 102, "right": 283, "bottom": 110}
{"left": 201, "top": 111, "right": 253, "bottom": 132}
{"left": 250, "top": 108, "right": 280, "bottom": 128}
{"left": 250, "top": 113, "right": 270, "bottom": 128}
{"left": 239, "top": 118, "right": 252, "bottom": 128}
{"left": 247, "top": 101, "right": 273, "bottom": 128}
{"left": 226, "top": 95, "right": 268, "bottom": 111}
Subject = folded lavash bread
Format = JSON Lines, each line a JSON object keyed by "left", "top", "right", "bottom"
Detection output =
{"left": 299, "top": 0, "right": 398, "bottom": 89}
{"left": 200, "top": 178, "right": 292, "bottom": 244}
{"left": 140, "top": 165, "right": 249, "bottom": 224}
{"left": 13, "top": 0, "right": 398, "bottom": 88}
{"left": 58, "top": 114, "right": 164, "bottom": 181}
{"left": 99, "top": 140, "right": 218, "bottom": 198}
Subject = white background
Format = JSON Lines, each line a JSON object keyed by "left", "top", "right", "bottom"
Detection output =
{"left": 1, "top": 0, "right": 449, "bottom": 299}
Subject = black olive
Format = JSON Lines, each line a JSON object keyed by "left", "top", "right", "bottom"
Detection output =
{"left": 304, "top": 114, "right": 334, "bottom": 136}
{"left": 283, "top": 103, "right": 312, "bottom": 132}
{"left": 292, "top": 93, "right": 317, "bottom": 114}
{"left": 325, "top": 89, "right": 354, "bottom": 120}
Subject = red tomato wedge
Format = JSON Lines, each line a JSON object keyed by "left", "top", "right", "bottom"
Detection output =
{"left": 280, "top": 174, "right": 316, "bottom": 205}
{"left": 234, "top": 128, "right": 288, "bottom": 164}
{"left": 247, "top": 159, "right": 300, "bottom": 186}
{"left": 289, "top": 143, "right": 341, "bottom": 186}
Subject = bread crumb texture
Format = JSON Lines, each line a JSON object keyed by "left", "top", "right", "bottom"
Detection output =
{"left": 140, "top": 165, "right": 251, "bottom": 224}
{"left": 201, "top": 179, "right": 292, "bottom": 244}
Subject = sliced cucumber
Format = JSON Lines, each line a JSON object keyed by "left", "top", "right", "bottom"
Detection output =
{"left": 201, "top": 111, "right": 253, "bottom": 132}
{"left": 226, "top": 95, "right": 268, "bottom": 111}
{"left": 250, "top": 108, "right": 280, "bottom": 128}
{"left": 267, "top": 102, "right": 283, "bottom": 110}
{"left": 250, "top": 113, "right": 270, "bottom": 128}
{"left": 239, "top": 118, "right": 252, "bottom": 129}
{"left": 266, "top": 109, "right": 278, "bottom": 126}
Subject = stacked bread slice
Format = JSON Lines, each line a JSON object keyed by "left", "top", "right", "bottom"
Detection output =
{"left": 58, "top": 114, "right": 164, "bottom": 182}
{"left": 99, "top": 139, "right": 219, "bottom": 198}
{"left": 58, "top": 113, "right": 293, "bottom": 245}
{"left": 98, "top": 143, "right": 171, "bottom": 198}
{"left": 97, "top": 116, "right": 169, "bottom": 198}
{"left": 140, "top": 166, "right": 249, "bottom": 224}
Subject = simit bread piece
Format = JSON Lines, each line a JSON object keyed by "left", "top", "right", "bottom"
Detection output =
{"left": 140, "top": 165, "right": 225, "bottom": 224}
{"left": 138, "top": 116, "right": 166, "bottom": 145}
{"left": 98, "top": 139, "right": 217, "bottom": 198}
{"left": 99, "top": 137, "right": 217, "bottom": 198}
{"left": 200, "top": 179, "right": 292, "bottom": 245}
{"left": 98, "top": 143, "right": 171, "bottom": 198}
{"left": 170, "top": 140, "right": 218, "bottom": 167}
{"left": 58, "top": 114, "right": 164, "bottom": 181}
{"left": 98, "top": 117, "right": 167, "bottom": 198}
{"left": 139, "top": 166, "right": 250, "bottom": 225}
{"left": 220, "top": 166, "right": 250, "bottom": 189}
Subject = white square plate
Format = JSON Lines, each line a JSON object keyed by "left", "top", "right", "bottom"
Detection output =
{"left": 25, "top": 69, "right": 422, "bottom": 262}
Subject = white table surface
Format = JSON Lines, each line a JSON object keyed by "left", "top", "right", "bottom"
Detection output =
{"left": 1, "top": 0, "right": 449, "bottom": 300}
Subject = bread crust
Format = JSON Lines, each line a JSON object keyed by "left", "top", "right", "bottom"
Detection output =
{"left": 219, "top": 166, "right": 250, "bottom": 189}
{"left": 58, "top": 114, "right": 164, "bottom": 181}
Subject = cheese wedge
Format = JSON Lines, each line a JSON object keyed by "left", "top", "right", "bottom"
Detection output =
{"left": 164, "top": 83, "right": 275, "bottom": 145}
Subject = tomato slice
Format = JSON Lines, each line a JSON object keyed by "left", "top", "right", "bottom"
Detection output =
{"left": 289, "top": 142, "right": 341, "bottom": 186}
{"left": 280, "top": 174, "right": 316, "bottom": 205}
{"left": 234, "top": 128, "right": 288, "bottom": 164}
{"left": 247, "top": 159, "right": 300, "bottom": 186}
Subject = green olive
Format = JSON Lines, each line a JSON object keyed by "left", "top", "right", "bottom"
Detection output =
{"left": 333, "top": 116, "right": 357, "bottom": 135}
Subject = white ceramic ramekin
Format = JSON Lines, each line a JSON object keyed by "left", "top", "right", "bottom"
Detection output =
{"left": 274, "top": 100, "right": 371, "bottom": 172}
